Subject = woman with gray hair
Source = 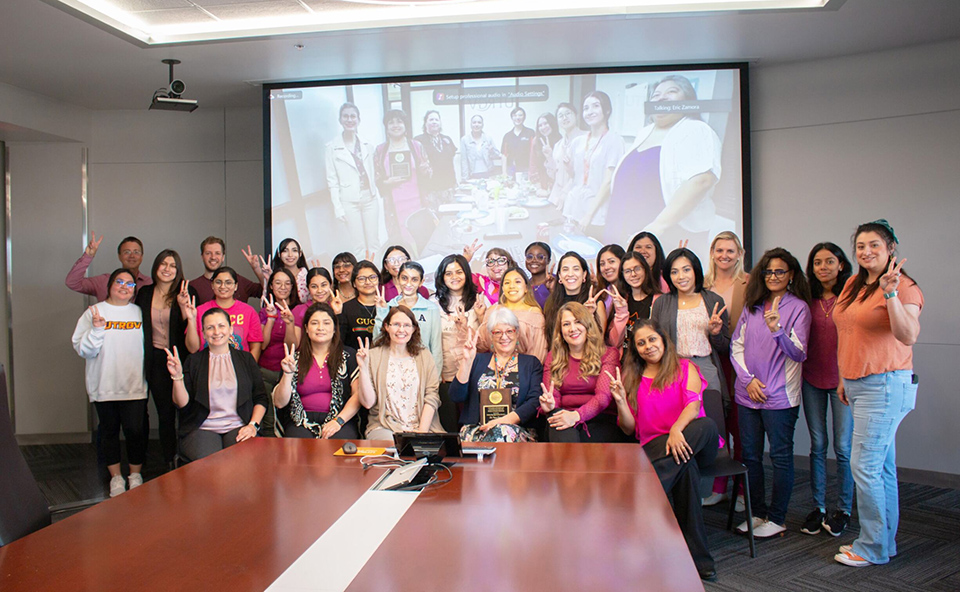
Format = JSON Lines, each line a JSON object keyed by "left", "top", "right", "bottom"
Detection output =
{"left": 448, "top": 306, "right": 543, "bottom": 442}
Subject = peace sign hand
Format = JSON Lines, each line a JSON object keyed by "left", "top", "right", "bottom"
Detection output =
{"left": 329, "top": 292, "right": 344, "bottom": 315}
{"left": 308, "top": 258, "right": 323, "bottom": 270}
{"left": 545, "top": 262, "right": 557, "bottom": 291}
{"left": 880, "top": 256, "right": 906, "bottom": 295}
{"left": 763, "top": 296, "right": 781, "bottom": 333}
{"left": 164, "top": 346, "right": 183, "bottom": 378}
{"left": 277, "top": 301, "right": 294, "bottom": 324}
{"left": 261, "top": 294, "right": 277, "bottom": 317}
{"left": 356, "top": 337, "right": 371, "bottom": 371}
{"left": 708, "top": 302, "right": 727, "bottom": 336}
{"left": 539, "top": 382, "right": 556, "bottom": 413}
{"left": 473, "top": 297, "right": 487, "bottom": 321}
{"left": 89, "top": 305, "right": 106, "bottom": 328}
{"left": 605, "top": 368, "right": 627, "bottom": 405}
{"left": 374, "top": 287, "right": 389, "bottom": 308}
{"left": 678, "top": 239, "right": 689, "bottom": 250}
{"left": 462, "top": 327, "right": 480, "bottom": 362}
{"left": 453, "top": 303, "right": 468, "bottom": 332}
{"left": 364, "top": 250, "right": 376, "bottom": 264}
{"left": 279, "top": 342, "right": 297, "bottom": 374}
{"left": 258, "top": 254, "right": 272, "bottom": 278}
{"left": 462, "top": 239, "right": 482, "bottom": 263}
{"left": 609, "top": 284, "right": 627, "bottom": 313}
{"left": 85, "top": 232, "right": 104, "bottom": 257}
{"left": 176, "top": 280, "right": 191, "bottom": 308}
{"left": 584, "top": 285, "right": 608, "bottom": 315}
{"left": 181, "top": 294, "right": 197, "bottom": 322}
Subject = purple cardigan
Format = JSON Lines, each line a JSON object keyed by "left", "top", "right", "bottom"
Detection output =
{"left": 730, "top": 292, "right": 811, "bottom": 410}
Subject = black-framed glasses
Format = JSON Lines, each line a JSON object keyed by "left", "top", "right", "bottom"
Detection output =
{"left": 486, "top": 256, "right": 509, "bottom": 267}
{"left": 762, "top": 269, "right": 789, "bottom": 278}
{"left": 355, "top": 275, "right": 379, "bottom": 284}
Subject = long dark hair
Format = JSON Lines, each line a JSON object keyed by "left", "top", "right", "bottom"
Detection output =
{"left": 543, "top": 251, "right": 593, "bottom": 344}
{"left": 839, "top": 222, "right": 915, "bottom": 310}
{"left": 150, "top": 249, "right": 185, "bottom": 307}
{"left": 351, "top": 260, "right": 380, "bottom": 292}
{"left": 297, "top": 303, "right": 343, "bottom": 383}
{"left": 268, "top": 268, "right": 301, "bottom": 307}
{"left": 435, "top": 254, "right": 477, "bottom": 313}
{"left": 534, "top": 113, "right": 562, "bottom": 149}
{"left": 272, "top": 238, "right": 308, "bottom": 272}
{"left": 380, "top": 245, "right": 412, "bottom": 284}
{"left": 663, "top": 248, "right": 704, "bottom": 295}
{"left": 627, "top": 232, "right": 666, "bottom": 284}
{"left": 595, "top": 244, "right": 625, "bottom": 293}
{"left": 806, "top": 242, "right": 852, "bottom": 300}
{"left": 744, "top": 247, "right": 811, "bottom": 309}
{"left": 373, "top": 305, "right": 423, "bottom": 356}
{"left": 305, "top": 267, "right": 333, "bottom": 304}
{"left": 621, "top": 319, "right": 680, "bottom": 408}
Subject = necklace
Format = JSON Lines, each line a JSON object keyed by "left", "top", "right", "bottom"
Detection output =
{"left": 819, "top": 296, "right": 836, "bottom": 318}
{"left": 492, "top": 353, "right": 516, "bottom": 389}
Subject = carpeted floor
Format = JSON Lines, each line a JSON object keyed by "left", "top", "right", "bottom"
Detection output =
{"left": 18, "top": 441, "right": 960, "bottom": 590}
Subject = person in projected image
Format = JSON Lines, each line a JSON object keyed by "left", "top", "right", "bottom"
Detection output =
{"left": 501, "top": 106, "right": 536, "bottom": 178}
{"left": 562, "top": 91, "right": 625, "bottom": 236}
{"left": 528, "top": 113, "right": 561, "bottom": 195}
{"left": 374, "top": 109, "right": 432, "bottom": 248}
{"left": 460, "top": 114, "right": 500, "bottom": 180}
{"left": 414, "top": 110, "right": 458, "bottom": 208}
{"left": 608, "top": 74, "right": 722, "bottom": 249}
{"left": 326, "top": 102, "right": 380, "bottom": 260}
{"left": 548, "top": 102, "right": 585, "bottom": 209}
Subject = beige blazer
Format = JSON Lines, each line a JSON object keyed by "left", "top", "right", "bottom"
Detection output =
{"left": 365, "top": 346, "right": 444, "bottom": 436}
{"left": 325, "top": 134, "right": 377, "bottom": 218}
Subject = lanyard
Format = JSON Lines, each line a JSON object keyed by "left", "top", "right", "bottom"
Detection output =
{"left": 583, "top": 131, "right": 607, "bottom": 186}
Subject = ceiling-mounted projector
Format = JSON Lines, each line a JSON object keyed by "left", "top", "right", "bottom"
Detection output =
{"left": 150, "top": 59, "right": 198, "bottom": 113}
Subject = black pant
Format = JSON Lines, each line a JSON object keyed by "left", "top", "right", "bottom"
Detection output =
{"left": 437, "top": 381, "right": 460, "bottom": 433}
{"left": 546, "top": 412, "right": 625, "bottom": 443}
{"left": 95, "top": 399, "right": 148, "bottom": 466}
{"left": 148, "top": 347, "right": 178, "bottom": 463}
{"left": 280, "top": 409, "right": 360, "bottom": 439}
{"left": 643, "top": 416, "right": 719, "bottom": 572}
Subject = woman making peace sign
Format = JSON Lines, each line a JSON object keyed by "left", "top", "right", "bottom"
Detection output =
{"left": 730, "top": 248, "right": 811, "bottom": 538}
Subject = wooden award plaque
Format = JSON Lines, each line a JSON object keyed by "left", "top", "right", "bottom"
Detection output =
{"left": 479, "top": 388, "right": 511, "bottom": 424}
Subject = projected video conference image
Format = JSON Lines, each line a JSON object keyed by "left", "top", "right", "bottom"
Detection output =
{"left": 267, "top": 67, "right": 744, "bottom": 268}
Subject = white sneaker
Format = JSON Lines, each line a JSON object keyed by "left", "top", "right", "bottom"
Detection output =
{"left": 109, "top": 475, "right": 126, "bottom": 498}
{"left": 753, "top": 520, "right": 787, "bottom": 538}
{"left": 736, "top": 516, "right": 765, "bottom": 534}
{"left": 127, "top": 473, "right": 143, "bottom": 489}
{"left": 702, "top": 492, "right": 730, "bottom": 507}
{"left": 735, "top": 495, "right": 745, "bottom": 513}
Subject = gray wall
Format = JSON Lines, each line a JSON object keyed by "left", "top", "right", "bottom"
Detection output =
{"left": 750, "top": 39, "right": 960, "bottom": 475}
{"left": 1, "top": 39, "right": 956, "bottom": 476}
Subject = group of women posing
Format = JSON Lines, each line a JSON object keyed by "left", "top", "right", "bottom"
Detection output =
{"left": 74, "top": 219, "right": 920, "bottom": 578}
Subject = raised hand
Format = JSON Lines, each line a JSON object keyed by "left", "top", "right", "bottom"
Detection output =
{"left": 329, "top": 292, "right": 344, "bottom": 315}
{"left": 545, "top": 262, "right": 557, "bottom": 291}
{"left": 609, "top": 284, "right": 627, "bottom": 314}
{"left": 879, "top": 256, "right": 906, "bottom": 295}
{"left": 463, "top": 327, "right": 480, "bottom": 361}
{"left": 605, "top": 368, "right": 626, "bottom": 405}
{"left": 181, "top": 294, "right": 197, "bottom": 322}
{"left": 473, "top": 297, "right": 487, "bottom": 321}
{"left": 375, "top": 286, "right": 389, "bottom": 308}
{"left": 279, "top": 342, "right": 297, "bottom": 375}
{"left": 462, "top": 239, "right": 482, "bottom": 263}
{"left": 261, "top": 294, "right": 277, "bottom": 317}
{"left": 259, "top": 254, "right": 272, "bottom": 278}
{"left": 277, "top": 301, "right": 294, "bottom": 324}
{"left": 584, "top": 285, "right": 609, "bottom": 316}
{"left": 364, "top": 250, "right": 376, "bottom": 264}
{"left": 708, "top": 302, "right": 727, "bottom": 336}
{"left": 308, "top": 257, "right": 323, "bottom": 270}
{"left": 164, "top": 346, "right": 183, "bottom": 378}
{"left": 356, "top": 337, "right": 371, "bottom": 371}
{"left": 89, "top": 305, "right": 106, "bottom": 328}
{"left": 85, "top": 232, "right": 104, "bottom": 257}
{"left": 539, "top": 381, "right": 556, "bottom": 413}
{"left": 241, "top": 245, "right": 261, "bottom": 274}
{"left": 746, "top": 378, "right": 767, "bottom": 403}
{"left": 678, "top": 239, "right": 689, "bottom": 250}
{"left": 176, "top": 280, "right": 191, "bottom": 308}
{"left": 763, "top": 295, "right": 781, "bottom": 333}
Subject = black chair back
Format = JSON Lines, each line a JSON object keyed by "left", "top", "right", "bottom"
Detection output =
{"left": 0, "top": 365, "right": 51, "bottom": 546}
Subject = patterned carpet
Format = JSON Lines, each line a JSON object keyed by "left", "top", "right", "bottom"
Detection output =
{"left": 18, "top": 442, "right": 960, "bottom": 590}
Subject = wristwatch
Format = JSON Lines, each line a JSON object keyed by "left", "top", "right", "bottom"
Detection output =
{"left": 250, "top": 421, "right": 261, "bottom": 432}
{"left": 884, "top": 290, "right": 898, "bottom": 300}
{"left": 335, "top": 416, "right": 345, "bottom": 427}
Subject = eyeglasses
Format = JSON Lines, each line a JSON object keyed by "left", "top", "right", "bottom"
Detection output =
{"left": 121, "top": 249, "right": 142, "bottom": 256}
{"left": 486, "top": 256, "right": 509, "bottom": 267}
{"left": 525, "top": 253, "right": 547, "bottom": 262}
{"left": 386, "top": 256, "right": 408, "bottom": 266}
{"left": 213, "top": 280, "right": 236, "bottom": 287}
{"left": 355, "top": 275, "right": 379, "bottom": 284}
{"left": 390, "top": 322, "right": 414, "bottom": 330}
{"left": 491, "top": 329, "right": 517, "bottom": 339}
{"left": 762, "top": 269, "right": 789, "bottom": 278}
{"left": 622, "top": 266, "right": 643, "bottom": 277}
{"left": 113, "top": 279, "right": 136, "bottom": 288}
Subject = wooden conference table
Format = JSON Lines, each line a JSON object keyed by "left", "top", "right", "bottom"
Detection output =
{"left": 0, "top": 440, "right": 704, "bottom": 592}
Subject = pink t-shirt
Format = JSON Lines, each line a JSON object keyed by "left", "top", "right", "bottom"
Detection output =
{"left": 194, "top": 300, "right": 264, "bottom": 352}
{"left": 630, "top": 359, "right": 707, "bottom": 446}
{"left": 299, "top": 358, "right": 333, "bottom": 414}
{"left": 258, "top": 307, "right": 288, "bottom": 372}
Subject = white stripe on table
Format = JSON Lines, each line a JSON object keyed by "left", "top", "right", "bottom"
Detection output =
{"left": 266, "top": 490, "right": 421, "bottom": 592}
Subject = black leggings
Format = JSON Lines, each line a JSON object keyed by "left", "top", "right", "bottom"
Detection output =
{"left": 280, "top": 409, "right": 360, "bottom": 439}
{"left": 148, "top": 347, "right": 179, "bottom": 463}
{"left": 546, "top": 412, "right": 626, "bottom": 443}
{"left": 95, "top": 399, "right": 148, "bottom": 466}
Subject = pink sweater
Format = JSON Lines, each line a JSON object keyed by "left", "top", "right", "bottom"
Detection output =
{"left": 543, "top": 347, "right": 620, "bottom": 422}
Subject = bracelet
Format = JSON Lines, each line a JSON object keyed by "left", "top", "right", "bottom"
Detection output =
{"left": 283, "top": 371, "right": 295, "bottom": 376}
{"left": 266, "top": 314, "right": 278, "bottom": 319}
{"left": 883, "top": 290, "right": 898, "bottom": 300}
{"left": 172, "top": 374, "right": 184, "bottom": 381}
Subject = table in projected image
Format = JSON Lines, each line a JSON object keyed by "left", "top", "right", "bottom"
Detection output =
{"left": 0, "top": 440, "right": 704, "bottom": 592}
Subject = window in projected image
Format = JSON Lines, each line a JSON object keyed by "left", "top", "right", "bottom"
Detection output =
{"left": 265, "top": 65, "right": 748, "bottom": 274}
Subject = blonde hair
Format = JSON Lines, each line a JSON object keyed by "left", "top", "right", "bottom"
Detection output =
{"left": 549, "top": 302, "right": 606, "bottom": 387}
{"left": 703, "top": 231, "right": 747, "bottom": 289}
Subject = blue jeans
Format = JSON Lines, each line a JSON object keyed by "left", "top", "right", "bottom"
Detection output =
{"left": 738, "top": 404, "right": 799, "bottom": 526}
{"left": 845, "top": 370, "right": 917, "bottom": 564}
{"left": 801, "top": 380, "right": 854, "bottom": 513}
